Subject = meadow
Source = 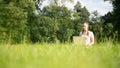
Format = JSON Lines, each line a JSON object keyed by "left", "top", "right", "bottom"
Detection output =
{"left": 0, "top": 42, "right": 120, "bottom": 68}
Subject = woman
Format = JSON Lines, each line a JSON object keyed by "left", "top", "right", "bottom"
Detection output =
{"left": 80, "top": 22, "right": 94, "bottom": 46}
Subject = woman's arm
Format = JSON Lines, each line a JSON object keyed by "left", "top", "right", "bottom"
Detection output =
{"left": 90, "top": 32, "right": 94, "bottom": 46}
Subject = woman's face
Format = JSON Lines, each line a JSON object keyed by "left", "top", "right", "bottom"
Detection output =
{"left": 82, "top": 23, "right": 89, "bottom": 31}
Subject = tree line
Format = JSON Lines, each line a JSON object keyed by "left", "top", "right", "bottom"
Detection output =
{"left": 0, "top": 0, "right": 119, "bottom": 44}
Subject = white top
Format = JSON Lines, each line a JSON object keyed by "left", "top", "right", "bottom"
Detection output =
{"left": 79, "top": 31, "right": 94, "bottom": 45}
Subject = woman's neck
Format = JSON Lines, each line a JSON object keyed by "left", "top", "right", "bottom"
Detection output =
{"left": 83, "top": 30, "right": 89, "bottom": 35}
{"left": 83, "top": 30, "right": 88, "bottom": 32}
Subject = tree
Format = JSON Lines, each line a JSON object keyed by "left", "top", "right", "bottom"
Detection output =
{"left": 72, "top": 19, "right": 82, "bottom": 36}
{"left": 112, "top": 0, "right": 120, "bottom": 41}
{"left": 48, "top": 0, "right": 73, "bottom": 6}
{"left": 33, "top": 0, "right": 44, "bottom": 13}
{"left": 29, "top": 5, "right": 74, "bottom": 43}
{"left": 74, "top": 1, "right": 82, "bottom": 12}
{"left": 104, "top": 0, "right": 120, "bottom": 41}
{"left": 101, "top": 12, "right": 114, "bottom": 42}
{"left": 74, "top": 1, "right": 90, "bottom": 22}
{"left": 90, "top": 23, "right": 103, "bottom": 43}
{"left": 102, "top": 12, "right": 114, "bottom": 25}
{"left": 0, "top": 0, "right": 36, "bottom": 43}
{"left": 29, "top": 15, "right": 57, "bottom": 43}
{"left": 89, "top": 10, "right": 105, "bottom": 42}
{"left": 57, "top": 18, "right": 74, "bottom": 42}
{"left": 80, "top": 6, "right": 90, "bottom": 21}
{"left": 42, "top": 6, "right": 71, "bottom": 19}
{"left": 90, "top": 10, "right": 102, "bottom": 23}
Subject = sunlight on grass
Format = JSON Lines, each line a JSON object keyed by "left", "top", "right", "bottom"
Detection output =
{"left": 0, "top": 42, "right": 120, "bottom": 68}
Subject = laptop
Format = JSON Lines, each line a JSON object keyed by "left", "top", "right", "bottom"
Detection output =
{"left": 73, "top": 36, "right": 86, "bottom": 45}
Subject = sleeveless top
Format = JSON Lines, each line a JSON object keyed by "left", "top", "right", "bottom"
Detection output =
{"left": 79, "top": 31, "right": 94, "bottom": 45}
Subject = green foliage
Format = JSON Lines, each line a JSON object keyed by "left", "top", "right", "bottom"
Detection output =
{"left": 112, "top": 0, "right": 120, "bottom": 40}
{"left": 0, "top": 0, "right": 35, "bottom": 44}
{"left": 90, "top": 23, "right": 103, "bottom": 42}
{"left": 73, "top": 19, "right": 82, "bottom": 36}
{"left": 34, "top": 0, "right": 44, "bottom": 10}
{"left": 105, "top": 0, "right": 120, "bottom": 41}
{"left": 89, "top": 10, "right": 115, "bottom": 43}
{"left": 42, "top": 6, "right": 71, "bottom": 19}
{"left": 29, "top": 16, "right": 58, "bottom": 43}
{"left": 0, "top": 2, "right": 27, "bottom": 43}
{"left": 74, "top": 1, "right": 90, "bottom": 21}
{"left": 91, "top": 10, "right": 101, "bottom": 23}
{"left": 79, "top": 7, "right": 90, "bottom": 21}
{"left": 102, "top": 12, "right": 114, "bottom": 25}
{"left": 29, "top": 6, "right": 74, "bottom": 43}
{"left": 74, "top": 1, "right": 82, "bottom": 12}
{"left": 57, "top": 18, "right": 74, "bottom": 42}
{"left": 48, "top": 0, "right": 73, "bottom": 6}
{"left": 104, "top": 23, "right": 113, "bottom": 36}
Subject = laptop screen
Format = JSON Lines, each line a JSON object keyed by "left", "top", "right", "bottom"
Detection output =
{"left": 73, "top": 36, "right": 86, "bottom": 45}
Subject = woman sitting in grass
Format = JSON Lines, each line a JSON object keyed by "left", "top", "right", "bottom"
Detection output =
{"left": 80, "top": 22, "right": 94, "bottom": 46}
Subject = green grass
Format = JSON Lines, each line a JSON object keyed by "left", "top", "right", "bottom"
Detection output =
{"left": 0, "top": 42, "right": 120, "bottom": 68}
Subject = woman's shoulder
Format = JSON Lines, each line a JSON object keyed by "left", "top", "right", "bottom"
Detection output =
{"left": 88, "top": 31, "right": 94, "bottom": 36}
{"left": 89, "top": 31, "right": 93, "bottom": 33}
{"left": 79, "top": 31, "right": 83, "bottom": 36}
{"left": 88, "top": 31, "right": 94, "bottom": 34}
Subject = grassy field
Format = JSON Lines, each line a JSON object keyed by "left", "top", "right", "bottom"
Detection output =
{"left": 0, "top": 42, "right": 120, "bottom": 68}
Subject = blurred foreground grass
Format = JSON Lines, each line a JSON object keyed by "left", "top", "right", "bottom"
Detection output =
{"left": 0, "top": 42, "right": 120, "bottom": 68}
